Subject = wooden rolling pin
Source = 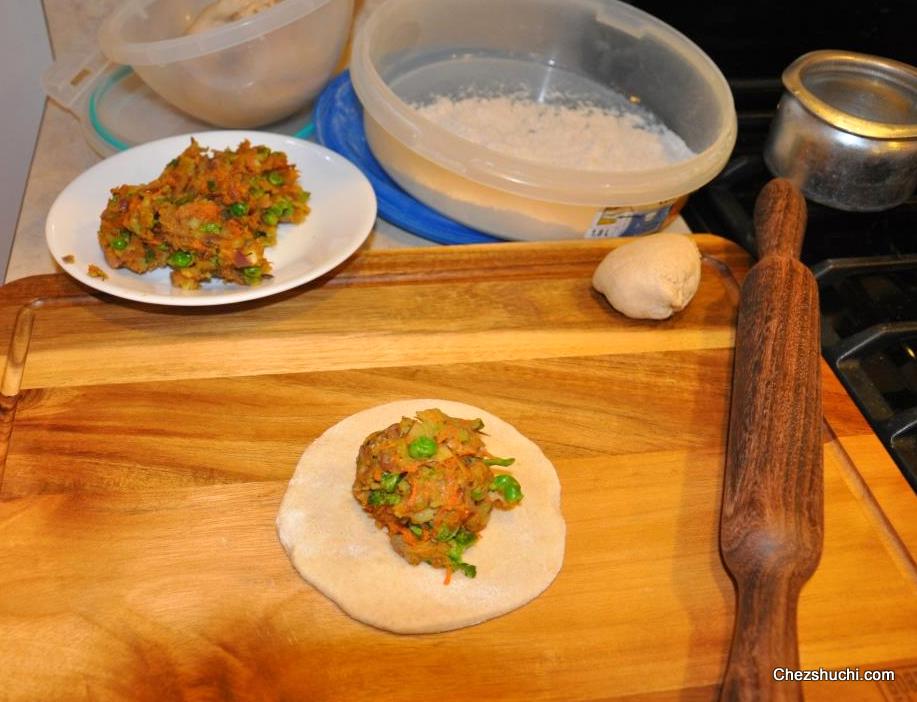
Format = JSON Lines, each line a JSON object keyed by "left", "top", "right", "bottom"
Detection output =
{"left": 719, "top": 178, "right": 824, "bottom": 701}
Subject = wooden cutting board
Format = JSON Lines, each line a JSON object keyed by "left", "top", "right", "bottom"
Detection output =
{"left": 0, "top": 237, "right": 914, "bottom": 702}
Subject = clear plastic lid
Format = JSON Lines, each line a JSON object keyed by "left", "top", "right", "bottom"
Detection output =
{"left": 42, "top": 53, "right": 314, "bottom": 157}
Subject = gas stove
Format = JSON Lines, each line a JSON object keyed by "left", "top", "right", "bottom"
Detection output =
{"left": 681, "top": 80, "right": 917, "bottom": 492}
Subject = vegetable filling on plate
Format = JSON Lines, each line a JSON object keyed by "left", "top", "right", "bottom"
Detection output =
{"left": 352, "top": 408, "right": 524, "bottom": 581}
{"left": 97, "top": 138, "right": 310, "bottom": 289}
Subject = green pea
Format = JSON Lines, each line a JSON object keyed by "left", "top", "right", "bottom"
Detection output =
{"left": 250, "top": 186, "right": 265, "bottom": 198}
{"left": 504, "top": 484, "right": 524, "bottom": 503}
{"left": 368, "top": 490, "right": 384, "bottom": 506}
{"left": 242, "top": 266, "right": 262, "bottom": 282}
{"left": 267, "top": 171, "right": 285, "bottom": 186}
{"left": 262, "top": 211, "right": 279, "bottom": 226}
{"left": 229, "top": 202, "right": 249, "bottom": 217}
{"left": 256, "top": 146, "right": 271, "bottom": 161}
{"left": 380, "top": 472, "right": 401, "bottom": 492}
{"left": 111, "top": 234, "right": 129, "bottom": 251}
{"left": 275, "top": 199, "right": 293, "bottom": 217}
{"left": 484, "top": 455, "right": 515, "bottom": 467}
{"left": 470, "top": 487, "right": 486, "bottom": 501}
{"left": 408, "top": 525, "right": 423, "bottom": 538}
{"left": 199, "top": 222, "right": 222, "bottom": 234}
{"left": 168, "top": 250, "right": 194, "bottom": 268}
{"left": 490, "top": 474, "right": 523, "bottom": 503}
{"left": 408, "top": 435, "right": 437, "bottom": 459}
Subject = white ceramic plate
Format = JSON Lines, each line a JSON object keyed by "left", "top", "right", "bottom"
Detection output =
{"left": 46, "top": 131, "right": 376, "bottom": 306}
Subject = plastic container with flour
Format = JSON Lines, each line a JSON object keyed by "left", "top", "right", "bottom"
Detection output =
{"left": 350, "top": 0, "right": 737, "bottom": 241}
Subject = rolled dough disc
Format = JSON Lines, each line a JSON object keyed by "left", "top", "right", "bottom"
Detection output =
{"left": 276, "top": 399, "right": 566, "bottom": 634}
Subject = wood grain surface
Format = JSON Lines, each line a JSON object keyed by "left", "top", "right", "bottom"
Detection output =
{"left": 0, "top": 237, "right": 914, "bottom": 702}
{"left": 719, "top": 180, "right": 823, "bottom": 702}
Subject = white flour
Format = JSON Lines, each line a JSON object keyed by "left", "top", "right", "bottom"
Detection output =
{"left": 414, "top": 94, "right": 695, "bottom": 171}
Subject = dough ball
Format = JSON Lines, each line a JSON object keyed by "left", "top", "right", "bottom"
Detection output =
{"left": 592, "top": 233, "right": 701, "bottom": 320}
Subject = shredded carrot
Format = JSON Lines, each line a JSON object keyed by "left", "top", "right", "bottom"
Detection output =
{"left": 444, "top": 488, "right": 462, "bottom": 509}
{"left": 402, "top": 460, "right": 422, "bottom": 474}
{"left": 443, "top": 568, "right": 453, "bottom": 586}
{"left": 399, "top": 526, "right": 418, "bottom": 545}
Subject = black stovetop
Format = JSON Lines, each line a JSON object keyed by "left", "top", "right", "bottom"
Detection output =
{"left": 627, "top": 0, "right": 916, "bottom": 83}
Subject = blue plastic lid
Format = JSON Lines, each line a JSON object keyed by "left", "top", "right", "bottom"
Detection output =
{"left": 314, "top": 71, "right": 503, "bottom": 246}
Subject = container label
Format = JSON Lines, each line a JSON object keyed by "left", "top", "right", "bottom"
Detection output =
{"left": 585, "top": 203, "right": 673, "bottom": 238}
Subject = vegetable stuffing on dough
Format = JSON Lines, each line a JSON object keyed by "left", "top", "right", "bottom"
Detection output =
{"left": 352, "top": 408, "right": 523, "bottom": 582}
{"left": 592, "top": 233, "right": 702, "bottom": 320}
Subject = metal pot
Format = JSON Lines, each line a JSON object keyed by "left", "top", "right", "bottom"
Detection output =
{"left": 764, "top": 50, "right": 917, "bottom": 212}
